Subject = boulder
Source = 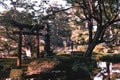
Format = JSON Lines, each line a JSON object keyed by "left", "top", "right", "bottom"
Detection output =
{"left": 27, "top": 60, "right": 59, "bottom": 75}
{"left": 10, "top": 69, "right": 23, "bottom": 79}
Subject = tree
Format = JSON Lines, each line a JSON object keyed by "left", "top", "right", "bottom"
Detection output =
{"left": 66, "top": 0, "right": 120, "bottom": 60}
{"left": 3, "top": 0, "right": 119, "bottom": 61}
{"left": 0, "top": 0, "right": 71, "bottom": 55}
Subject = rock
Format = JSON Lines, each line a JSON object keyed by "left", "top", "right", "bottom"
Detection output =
{"left": 27, "top": 60, "right": 59, "bottom": 75}
{"left": 103, "top": 49, "right": 109, "bottom": 53}
{"left": 10, "top": 69, "right": 23, "bottom": 79}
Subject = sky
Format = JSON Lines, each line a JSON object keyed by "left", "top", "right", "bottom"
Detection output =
{"left": 0, "top": 0, "right": 69, "bottom": 12}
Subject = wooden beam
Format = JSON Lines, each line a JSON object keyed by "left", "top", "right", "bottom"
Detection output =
{"left": 5, "top": 19, "right": 44, "bottom": 30}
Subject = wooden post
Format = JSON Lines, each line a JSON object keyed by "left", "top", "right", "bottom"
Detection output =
{"left": 13, "top": 31, "right": 42, "bottom": 58}
{"left": 36, "top": 30, "right": 39, "bottom": 58}
{"left": 17, "top": 29, "right": 22, "bottom": 67}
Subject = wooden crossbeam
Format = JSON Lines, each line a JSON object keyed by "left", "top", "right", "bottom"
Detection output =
{"left": 7, "top": 19, "right": 44, "bottom": 30}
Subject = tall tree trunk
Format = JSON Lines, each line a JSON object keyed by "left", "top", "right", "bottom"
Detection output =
{"left": 85, "top": 28, "right": 101, "bottom": 60}
{"left": 88, "top": 20, "right": 93, "bottom": 45}
{"left": 44, "top": 24, "right": 50, "bottom": 56}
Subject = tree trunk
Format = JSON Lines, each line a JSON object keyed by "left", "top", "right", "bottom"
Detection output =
{"left": 85, "top": 28, "right": 101, "bottom": 60}
{"left": 88, "top": 20, "right": 93, "bottom": 45}
{"left": 44, "top": 24, "right": 50, "bottom": 56}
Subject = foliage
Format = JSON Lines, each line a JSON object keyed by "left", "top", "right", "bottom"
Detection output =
{"left": 65, "top": 0, "right": 120, "bottom": 60}
{"left": 0, "top": 0, "right": 75, "bottom": 53}
{"left": 100, "top": 54, "right": 120, "bottom": 63}
{"left": 0, "top": 58, "right": 17, "bottom": 78}
{"left": 0, "top": 53, "right": 98, "bottom": 79}
{"left": 0, "top": 58, "right": 16, "bottom": 66}
{"left": 72, "top": 58, "right": 96, "bottom": 73}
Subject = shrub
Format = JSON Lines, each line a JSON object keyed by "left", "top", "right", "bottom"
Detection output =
{"left": 100, "top": 54, "right": 120, "bottom": 63}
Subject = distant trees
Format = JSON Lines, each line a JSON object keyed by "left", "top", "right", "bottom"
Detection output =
{"left": 0, "top": 0, "right": 72, "bottom": 54}
{"left": 1, "top": 0, "right": 120, "bottom": 61}
{"left": 66, "top": 0, "right": 120, "bottom": 60}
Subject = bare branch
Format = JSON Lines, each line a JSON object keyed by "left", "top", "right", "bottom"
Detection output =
{"left": 98, "top": 30, "right": 119, "bottom": 44}
{"left": 41, "top": 7, "right": 73, "bottom": 20}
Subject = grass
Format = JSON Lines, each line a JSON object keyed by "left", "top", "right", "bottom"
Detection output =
{"left": 0, "top": 58, "right": 17, "bottom": 66}
{"left": 0, "top": 52, "right": 104, "bottom": 79}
